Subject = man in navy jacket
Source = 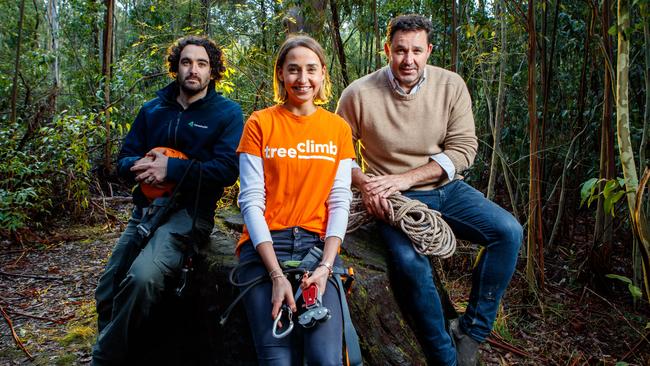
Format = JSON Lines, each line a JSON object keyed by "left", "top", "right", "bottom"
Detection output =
{"left": 92, "top": 36, "right": 243, "bottom": 365}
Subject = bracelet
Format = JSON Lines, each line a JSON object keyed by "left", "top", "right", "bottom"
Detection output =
{"left": 318, "top": 262, "right": 333, "bottom": 276}
{"left": 270, "top": 273, "right": 285, "bottom": 280}
{"left": 269, "top": 268, "right": 282, "bottom": 277}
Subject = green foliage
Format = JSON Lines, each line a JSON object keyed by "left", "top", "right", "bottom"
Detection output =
{"left": 0, "top": 128, "right": 53, "bottom": 232}
{"left": 0, "top": 113, "right": 102, "bottom": 234}
{"left": 0, "top": 0, "right": 647, "bottom": 238}
{"left": 606, "top": 274, "right": 643, "bottom": 300}
{"left": 580, "top": 177, "right": 628, "bottom": 216}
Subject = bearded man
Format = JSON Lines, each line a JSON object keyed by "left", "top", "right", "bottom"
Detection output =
{"left": 92, "top": 35, "right": 243, "bottom": 365}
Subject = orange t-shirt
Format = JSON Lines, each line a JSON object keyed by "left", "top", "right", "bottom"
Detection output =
{"left": 237, "top": 105, "right": 356, "bottom": 247}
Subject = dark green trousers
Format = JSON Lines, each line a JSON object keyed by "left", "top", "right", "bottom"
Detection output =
{"left": 92, "top": 208, "right": 213, "bottom": 365}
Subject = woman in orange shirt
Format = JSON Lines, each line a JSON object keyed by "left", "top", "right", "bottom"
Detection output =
{"left": 236, "top": 35, "right": 355, "bottom": 365}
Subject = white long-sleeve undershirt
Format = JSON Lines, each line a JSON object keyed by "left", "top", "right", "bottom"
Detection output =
{"left": 238, "top": 153, "right": 353, "bottom": 248}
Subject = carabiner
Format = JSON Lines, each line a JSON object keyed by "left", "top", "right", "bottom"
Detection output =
{"left": 272, "top": 305, "right": 294, "bottom": 338}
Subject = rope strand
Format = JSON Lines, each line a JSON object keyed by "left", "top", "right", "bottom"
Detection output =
{"left": 347, "top": 190, "right": 456, "bottom": 258}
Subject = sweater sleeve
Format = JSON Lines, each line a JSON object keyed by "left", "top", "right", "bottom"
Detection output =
{"left": 325, "top": 159, "right": 353, "bottom": 240}
{"left": 336, "top": 86, "right": 362, "bottom": 146}
{"left": 443, "top": 77, "right": 478, "bottom": 174}
{"left": 238, "top": 153, "right": 272, "bottom": 247}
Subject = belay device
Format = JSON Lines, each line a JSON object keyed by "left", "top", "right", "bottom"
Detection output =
{"left": 298, "top": 283, "right": 331, "bottom": 328}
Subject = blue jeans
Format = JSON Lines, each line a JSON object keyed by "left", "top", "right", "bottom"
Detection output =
{"left": 380, "top": 180, "right": 523, "bottom": 365}
{"left": 238, "top": 228, "right": 343, "bottom": 366}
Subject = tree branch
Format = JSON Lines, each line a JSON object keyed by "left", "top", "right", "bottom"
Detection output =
{"left": 0, "top": 305, "right": 34, "bottom": 361}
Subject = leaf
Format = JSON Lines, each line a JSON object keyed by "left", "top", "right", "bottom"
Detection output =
{"left": 608, "top": 24, "right": 618, "bottom": 36}
{"left": 580, "top": 178, "right": 598, "bottom": 206}
{"left": 606, "top": 273, "right": 632, "bottom": 284}
{"left": 606, "top": 191, "right": 625, "bottom": 216}
{"left": 628, "top": 284, "right": 642, "bottom": 299}
{"left": 602, "top": 180, "right": 618, "bottom": 199}
{"left": 615, "top": 362, "right": 629, "bottom": 366}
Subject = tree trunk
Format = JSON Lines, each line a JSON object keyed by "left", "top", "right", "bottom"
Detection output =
{"left": 641, "top": 5, "right": 649, "bottom": 178}
{"left": 283, "top": 1, "right": 326, "bottom": 38}
{"left": 373, "top": 0, "right": 381, "bottom": 70}
{"left": 47, "top": 0, "right": 60, "bottom": 89}
{"left": 10, "top": 0, "right": 26, "bottom": 125}
{"left": 330, "top": 0, "right": 349, "bottom": 86}
{"left": 92, "top": 0, "right": 101, "bottom": 54}
{"left": 576, "top": 4, "right": 594, "bottom": 131}
{"left": 616, "top": 0, "right": 639, "bottom": 220}
{"left": 102, "top": 0, "right": 115, "bottom": 173}
{"left": 593, "top": 0, "right": 616, "bottom": 257}
{"left": 138, "top": 220, "right": 431, "bottom": 365}
{"left": 616, "top": 0, "right": 641, "bottom": 293}
{"left": 443, "top": 0, "right": 448, "bottom": 67}
{"left": 201, "top": 0, "right": 211, "bottom": 34}
{"left": 526, "top": 0, "right": 544, "bottom": 291}
{"left": 487, "top": 1, "right": 508, "bottom": 201}
{"left": 451, "top": 0, "right": 458, "bottom": 72}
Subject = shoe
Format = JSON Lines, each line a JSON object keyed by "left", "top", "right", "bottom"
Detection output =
{"left": 449, "top": 318, "right": 480, "bottom": 366}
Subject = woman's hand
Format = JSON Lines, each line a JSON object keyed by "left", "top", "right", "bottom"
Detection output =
{"left": 271, "top": 275, "right": 296, "bottom": 321}
{"left": 300, "top": 266, "right": 330, "bottom": 296}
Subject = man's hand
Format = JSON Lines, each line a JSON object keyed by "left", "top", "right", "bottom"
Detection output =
{"left": 365, "top": 174, "right": 413, "bottom": 198}
{"left": 360, "top": 189, "right": 390, "bottom": 221}
{"left": 131, "top": 149, "right": 169, "bottom": 185}
{"left": 353, "top": 170, "right": 392, "bottom": 221}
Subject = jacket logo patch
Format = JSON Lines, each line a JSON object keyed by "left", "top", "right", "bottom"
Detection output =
{"left": 188, "top": 121, "right": 208, "bottom": 129}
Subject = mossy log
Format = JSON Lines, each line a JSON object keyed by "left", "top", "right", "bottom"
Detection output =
{"left": 132, "top": 215, "right": 426, "bottom": 365}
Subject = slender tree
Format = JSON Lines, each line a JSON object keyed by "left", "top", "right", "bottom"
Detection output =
{"left": 450, "top": 0, "right": 458, "bottom": 72}
{"left": 373, "top": 0, "right": 381, "bottom": 70}
{"left": 526, "top": 0, "right": 544, "bottom": 290}
{"left": 616, "top": 0, "right": 638, "bottom": 220}
{"left": 47, "top": 0, "right": 60, "bottom": 91}
{"left": 10, "top": 0, "right": 26, "bottom": 125}
{"left": 330, "top": 0, "right": 349, "bottom": 86}
{"left": 487, "top": 0, "right": 508, "bottom": 202}
{"left": 593, "top": 0, "right": 616, "bottom": 274}
{"left": 102, "top": 0, "right": 115, "bottom": 173}
{"left": 641, "top": 1, "right": 649, "bottom": 176}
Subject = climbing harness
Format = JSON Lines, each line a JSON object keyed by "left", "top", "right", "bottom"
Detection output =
{"left": 220, "top": 246, "right": 363, "bottom": 366}
{"left": 113, "top": 159, "right": 200, "bottom": 298}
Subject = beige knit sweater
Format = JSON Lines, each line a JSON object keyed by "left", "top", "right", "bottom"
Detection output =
{"left": 336, "top": 65, "right": 478, "bottom": 190}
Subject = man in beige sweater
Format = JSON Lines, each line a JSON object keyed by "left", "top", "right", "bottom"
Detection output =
{"left": 336, "top": 14, "right": 522, "bottom": 366}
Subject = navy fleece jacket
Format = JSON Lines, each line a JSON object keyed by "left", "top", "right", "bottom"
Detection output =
{"left": 117, "top": 81, "right": 243, "bottom": 214}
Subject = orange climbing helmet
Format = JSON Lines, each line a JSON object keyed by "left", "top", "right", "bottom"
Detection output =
{"left": 140, "top": 147, "right": 188, "bottom": 201}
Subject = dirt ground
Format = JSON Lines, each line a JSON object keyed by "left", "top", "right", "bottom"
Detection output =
{"left": 0, "top": 203, "right": 649, "bottom": 365}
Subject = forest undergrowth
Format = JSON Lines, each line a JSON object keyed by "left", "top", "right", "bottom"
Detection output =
{"left": 0, "top": 196, "right": 648, "bottom": 365}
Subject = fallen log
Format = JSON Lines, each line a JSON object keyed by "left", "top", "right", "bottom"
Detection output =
{"left": 123, "top": 212, "right": 426, "bottom": 365}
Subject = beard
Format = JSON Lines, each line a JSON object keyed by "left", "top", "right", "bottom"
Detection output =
{"left": 178, "top": 75, "right": 210, "bottom": 96}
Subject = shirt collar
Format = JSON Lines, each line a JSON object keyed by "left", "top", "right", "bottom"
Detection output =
{"left": 385, "top": 67, "right": 427, "bottom": 95}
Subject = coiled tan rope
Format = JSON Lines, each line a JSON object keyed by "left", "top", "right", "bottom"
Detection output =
{"left": 347, "top": 190, "right": 456, "bottom": 258}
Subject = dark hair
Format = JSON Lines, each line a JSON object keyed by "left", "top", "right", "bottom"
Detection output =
{"left": 273, "top": 34, "right": 331, "bottom": 105}
{"left": 386, "top": 14, "right": 433, "bottom": 44}
{"left": 166, "top": 36, "right": 226, "bottom": 81}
